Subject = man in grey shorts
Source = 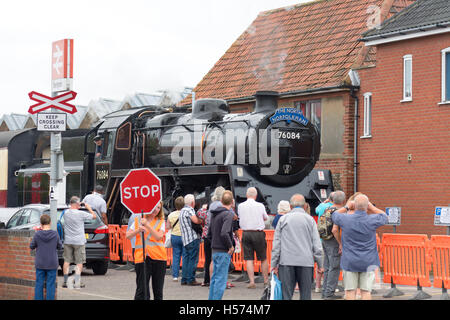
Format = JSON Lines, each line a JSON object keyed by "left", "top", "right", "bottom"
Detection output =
{"left": 237, "top": 187, "right": 269, "bottom": 288}
{"left": 62, "top": 196, "right": 97, "bottom": 288}
{"left": 332, "top": 194, "right": 388, "bottom": 300}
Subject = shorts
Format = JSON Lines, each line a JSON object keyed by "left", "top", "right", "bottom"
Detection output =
{"left": 343, "top": 270, "right": 376, "bottom": 292}
{"left": 63, "top": 244, "right": 86, "bottom": 264}
{"left": 242, "top": 231, "right": 267, "bottom": 261}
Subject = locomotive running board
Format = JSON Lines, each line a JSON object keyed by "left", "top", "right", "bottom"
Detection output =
{"left": 110, "top": 165, "right": 230, "bottom": 178}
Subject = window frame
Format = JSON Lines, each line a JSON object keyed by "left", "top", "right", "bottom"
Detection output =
{"left": 402, "top": 54, "right": 412, "bottom": 102}
{"left": 294, "top": 99, "right": 322, "bottom": 133}
{"left": 362, "top": 92, "right": 372, "bottom": 138}
{"left": 441, "top": 47, "right": 450, "bottom": 103}
{"left": 115, "top": 122, "right": 132, "bottom": 150}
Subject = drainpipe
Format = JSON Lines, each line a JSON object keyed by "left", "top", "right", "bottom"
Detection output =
{"left": 351, "top": 87, "right": 359, "bottom": 193}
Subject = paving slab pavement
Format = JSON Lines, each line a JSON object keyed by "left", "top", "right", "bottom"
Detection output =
{"left": 56, "top": 267, "right": 446, "bottom": 300}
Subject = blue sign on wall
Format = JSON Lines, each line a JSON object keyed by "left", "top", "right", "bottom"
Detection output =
{"left": 434, "top": 207, "right": 450, "bottom": 226}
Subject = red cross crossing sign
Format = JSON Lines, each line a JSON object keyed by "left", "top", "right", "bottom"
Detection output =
{"left": 28, "top": 91, "right": 77, "bottom": 114}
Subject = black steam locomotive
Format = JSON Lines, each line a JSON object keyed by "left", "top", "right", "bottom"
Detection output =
{"left": 1, "top": 91, "right": 334, "bottom": 225}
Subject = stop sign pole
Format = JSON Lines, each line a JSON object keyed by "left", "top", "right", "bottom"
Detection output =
{"left": 120, "top": 168, "right": 162, "bottom": 300}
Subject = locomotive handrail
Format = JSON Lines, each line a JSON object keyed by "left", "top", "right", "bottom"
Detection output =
{"left": 132, "top": 119, "right": 254, "bottom": 132}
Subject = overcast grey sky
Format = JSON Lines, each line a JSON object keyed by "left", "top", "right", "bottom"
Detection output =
{"left": 0, "top": 0, "right": 311, "bottom": 116}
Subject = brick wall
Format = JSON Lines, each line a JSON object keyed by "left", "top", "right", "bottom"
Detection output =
{"left": 357, "top": 33, "right": 450, "bottom": 236}
{"left": 0, "top": 229, "right": 44, "bottom": 300}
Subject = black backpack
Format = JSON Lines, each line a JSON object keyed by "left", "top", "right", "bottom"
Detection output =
{"left": 191, "top": 219, "right": 203, "bottom": 236}
{"left": 317, "top": 206, "right": 337, "bottom": 240}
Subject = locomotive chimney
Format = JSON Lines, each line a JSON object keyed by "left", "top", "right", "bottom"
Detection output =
{"left": 254, "top": 91, "right": 279, "bottom": 113}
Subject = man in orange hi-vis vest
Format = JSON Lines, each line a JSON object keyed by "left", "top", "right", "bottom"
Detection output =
{"left": 126, "top": 201, "right": 167, "bottom": 300}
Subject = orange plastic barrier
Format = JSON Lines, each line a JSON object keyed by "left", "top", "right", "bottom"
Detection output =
{"left": 198, "top": 242, "right": 205, "bottom": 268}
{"left": 376, "top": 233, "right": 382, "bottom": 267}
{"left": 381, "top": 233, "right": 432, "bottom": 288}
{"left": 265, "top": 230, "right": 274, "bottom": 271}
{"left": 121, "top": 225, "right": 133, "bottom": 262}
{"left": 430, "top": 235, "right": 450, "bottom": 289}
{"left": 108, "top": 225, "right": 121, "bottom": 261}
{"left": 109, "top": 225, "right": 450, "bottom": 295}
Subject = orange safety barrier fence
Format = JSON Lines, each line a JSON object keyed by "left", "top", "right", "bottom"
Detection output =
{"left": 381, "top": 233, "right": 432, "bottom": 288}
{"left": 109, "top": 227, "right": 384, "bottom": 284}
{"left": 108, "top": 225, "right": 121, "bottom": 261}
{"left": 109, "top": 226, "right": 450, "bottom": 295}
{"left": 198, "top": 242, "right": 205, "bottom": 268}
{"left": 430, "top": 235, "right": 450, "bottom": 290}
{"left": 121, "top": 225, "right": 133, "bottom": 262}
{"left": 376, "top": 233, "right": 382, "bottom": 267}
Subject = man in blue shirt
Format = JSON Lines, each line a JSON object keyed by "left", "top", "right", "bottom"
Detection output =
{"left": 315, "top": 193, "right": 334, "bottom": 218}
{"left": 332, "top": 194, "right": 388, "bottom": 300}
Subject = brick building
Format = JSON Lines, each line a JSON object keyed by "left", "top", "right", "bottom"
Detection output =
{"left": 181, "top": 0, "right": 414, "bottom": 197}
{"left": 357, "top": 0, "right": 450, "bottom": 235}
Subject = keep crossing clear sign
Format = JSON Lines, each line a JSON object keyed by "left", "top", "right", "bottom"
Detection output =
{"left": 37, "top": 113, "right": 67, "bottom": 131}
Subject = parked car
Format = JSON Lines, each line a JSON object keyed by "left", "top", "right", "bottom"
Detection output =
{"left": 0, "top": 204, "right": 109, "bottom": 275}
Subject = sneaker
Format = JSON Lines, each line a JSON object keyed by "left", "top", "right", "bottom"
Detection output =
{"left": 324, "top": 294, "right": 343, "bottom": 300}
{"left": 62, "top": 282, "right": 67, "bottom": 288}
{"left": 315, "top": 288, "right": 321, "bottom": 293}
{"left": 173, "top": 277, "right": 178, "bottom": 282}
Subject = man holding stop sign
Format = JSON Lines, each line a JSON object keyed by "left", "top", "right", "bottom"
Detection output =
{"left": 122, "top": 168, "right": 167, "bottom": 300}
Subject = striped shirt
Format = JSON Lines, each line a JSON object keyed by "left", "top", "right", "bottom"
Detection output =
{"left": 179, "top": 205, "right": 200, "bottom": 246}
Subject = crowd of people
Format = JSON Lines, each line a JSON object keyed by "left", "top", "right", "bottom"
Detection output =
{"left": 29, "top": 184, "right": 388, "bottom": 301}
{"left": 163, "top": 186, "right": 387, "bottom": 300}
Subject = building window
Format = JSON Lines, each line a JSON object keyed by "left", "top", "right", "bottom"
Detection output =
{"left": 363, "top": 93, "right": 372, "bottom": 138}
{"left": 403, "top": 55, "right": 412, "bottom": 101}
{"left": 442, "top": 48, "right": 450, "bottom": 103}
{"left": 294, "top": 100, "right": 321, "bottom": 135}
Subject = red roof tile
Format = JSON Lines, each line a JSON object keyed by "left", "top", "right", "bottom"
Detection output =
{"left": 181, "top": 0, "right": 415, "bottom": 104}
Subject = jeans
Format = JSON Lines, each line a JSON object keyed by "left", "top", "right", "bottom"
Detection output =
{"left": 203, "top": 238, "right": 212, "bottom": 284}
{"left": 35, "top": 269, "right": 57, "bottom": 300}
{"left": 182, "top": 238, "right": 200, "bottom": 284}
{"left": 208, "top": 252, "right": 231, "bottom": 300}
{"left": 322, "top": 238, "right": 341, "bottom": 298}
{"left": 171, "top": 235, "right": 184, "bottom": 278}
{"left": 278, "top": 265, "right": 314, "bottom": 300}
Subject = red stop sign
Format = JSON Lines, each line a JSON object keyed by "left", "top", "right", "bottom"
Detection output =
{"left": 120, "top": 168, "right": 162, "bottom": 214}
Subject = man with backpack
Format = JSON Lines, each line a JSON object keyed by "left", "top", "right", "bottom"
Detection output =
{"left": 317, "top": 190, "right": 346, "bottom": 299}
{"left": 179, "top": 194, "right": 203, "bottom": 286}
